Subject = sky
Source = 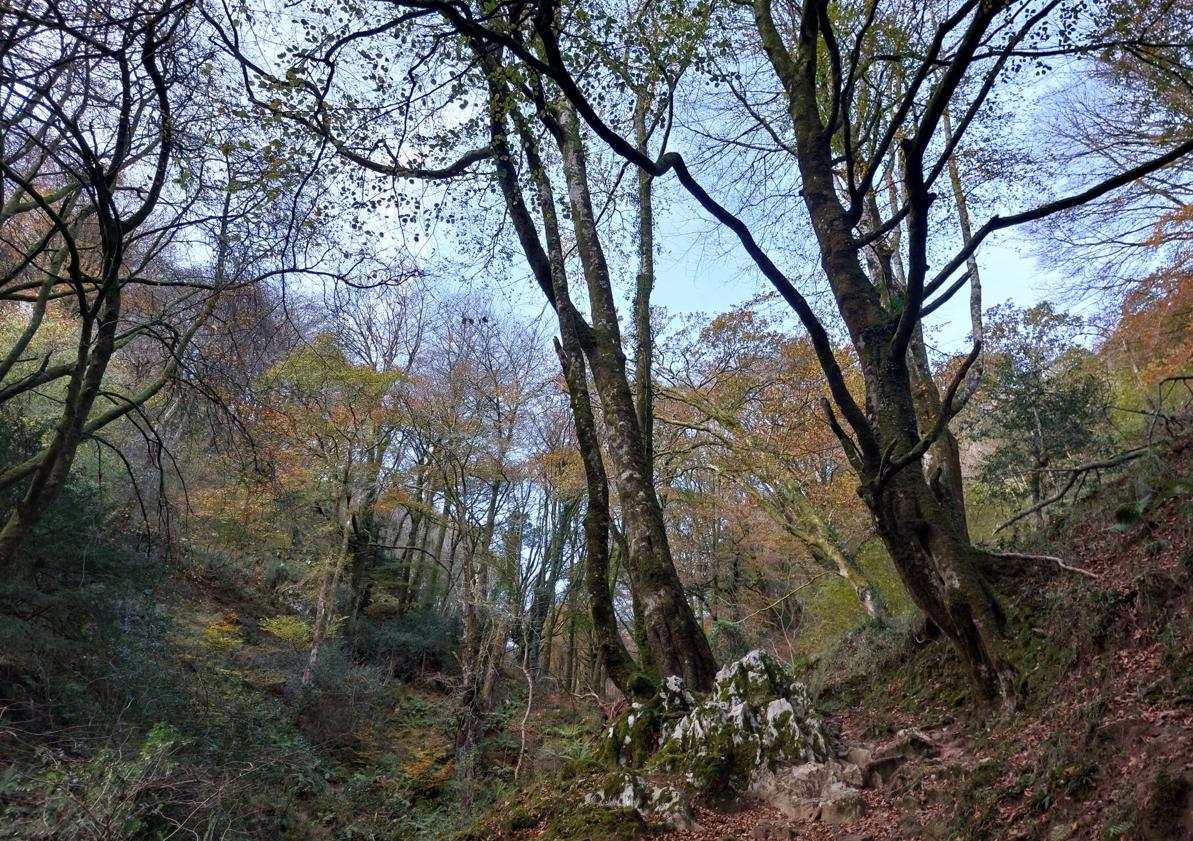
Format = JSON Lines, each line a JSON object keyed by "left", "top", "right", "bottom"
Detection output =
{"left": 630, "top": 213, "right": 1063, "bottom": 356}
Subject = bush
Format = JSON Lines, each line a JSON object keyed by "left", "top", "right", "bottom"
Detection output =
{"left": 355, "top": 608, "right": 460, "bottom": 677}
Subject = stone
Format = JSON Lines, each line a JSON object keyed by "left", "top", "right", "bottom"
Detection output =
{"left": 653, "top": 651, "right": 832, "bottom": 796}
{"left": 868, "top": 729, "right": 938, "bottom": 788}
{"left": 752, "top": 820, "right": 795, "bottom": 841}
{"left": 750, "top": 764, "right": 830, "bottom": 821}
{"left": 749, "top": 757, "right": 873, "bottom": 825}
{"left": 819, "top": 783, "right": 866, "bottom": 823}
{"left": 783, "top": 763, "right": 834, "bottom": 799}
{"left": 586, "top": 772, "right": 701, "bottom": 832}
{"left": 845, "top": 746, "right": 874, "bottom": 786}
{"left": 767, "top": 798, "right": 818, "bottom": 821}
{"left": 835, "top": 761, "right": 865, "bottom": 787}
{"left": 846, "top": 746, "right": 873, "bottom": 766}
{"left": 647, "top": 782, "right": 700, "bottom": 832}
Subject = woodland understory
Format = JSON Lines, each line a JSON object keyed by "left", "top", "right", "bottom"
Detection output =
{"left": 1, "top": 0, "right": 1192, "bottom": 838}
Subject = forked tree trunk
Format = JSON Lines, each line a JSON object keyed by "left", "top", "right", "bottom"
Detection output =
{"left": 481, "top": 51, "right": 714, "bottom": 694}
{"left": 553, "top": 102, "right": 717, "bottom": 691}
{"left": 871, "top": 468, "right": 1016, "bottom": 706}
{"left": 752, "top": 0, "right": 1017, "bottom": 709}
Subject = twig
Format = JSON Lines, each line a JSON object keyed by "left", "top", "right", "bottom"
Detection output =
{"left": 991, "top": 550, "right": 1099, "bottom": 579}
{"left": 727, "top": 571, "right": 836, "bottom": 625}
{"left": 995, "top": 445, "right": 1150, "bottom": 533}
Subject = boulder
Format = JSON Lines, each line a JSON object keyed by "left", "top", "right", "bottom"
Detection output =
{"left": 836, "top": 761, "right": 865, "bottom": 787}
{"left": 589, "top": 652, "right": 860, "bottom": 828}
{"left": 585, "top": 770, "right": 700, "bottom": 832}
{"left": 819, "top": 783, "right": 866, "bottom": 823}
{"left": 845, "top": 746, "right": 874, "bottom": 785}
{"left": 653, "top": 651, "right": 832, "bottom": 797}
{"left": 868, "top": 728, "right": 938, "bottom": 788}
{"left": 750, "top": 761, "right": 868, "bottom": 822}
{"left": 646, "top": 781, "right": 700, "bottom": 832}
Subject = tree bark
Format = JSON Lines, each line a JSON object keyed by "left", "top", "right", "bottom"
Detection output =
{"left": 551, "top": 101, "right": 717, "bottom": 691}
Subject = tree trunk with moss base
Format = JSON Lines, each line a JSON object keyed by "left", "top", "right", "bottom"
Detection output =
{"left": 482, "top": 63, "right": 660, "bottom": 698}
{"left": 746, "top": 0, "right": 1017, "bottom": 709}
{"left": 479, "top": 44, "right": 716, "bottom": 693}
{"left": 553, "top": 102, "right": 716, "bottom": 692}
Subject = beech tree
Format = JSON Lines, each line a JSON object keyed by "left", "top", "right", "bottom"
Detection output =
{"left": 662, "top": 306, "right": 887, "bottom": 619}
{"left": 320, "top": 0, "right": 1193, "bottom": 708}
{"left": 213, "top": 4, "right": 720, "bottom": 693}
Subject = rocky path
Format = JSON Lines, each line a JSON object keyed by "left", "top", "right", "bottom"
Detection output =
{"left": 654, "top": 790, "right": 945, "bottom": 841}
{"left": 653, "top": 720, "right": 962, "bottom": 841}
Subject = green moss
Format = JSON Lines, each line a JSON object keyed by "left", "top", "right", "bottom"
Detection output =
{"left": 540, "top": 805, "right": 648, "bottom": 840}
{"left": 649, "top": 652, "right": 830, "bottom": 801}
{"left": 602, "top": 700, "right": 667, "bottom": 769}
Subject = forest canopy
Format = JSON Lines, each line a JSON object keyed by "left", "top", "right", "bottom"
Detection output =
{"left": 1, "top": 0, "right": 1191, "bottom": 838}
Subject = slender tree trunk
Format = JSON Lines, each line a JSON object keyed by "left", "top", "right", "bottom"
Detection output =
{"left": 553, "top": 101, "right": 716, "bottom": 690}
{"left": 632, "top": 92, "right": 656, "bottom": 484}
{"left": 485, "top": 80, "right": 657, "bottom": 698}
{"left": 304, "top": 510, "right": 352, "bottom": 688}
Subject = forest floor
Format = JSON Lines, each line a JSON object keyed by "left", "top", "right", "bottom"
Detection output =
{"left": 3, "top": 451, "right": 1190, "bottom": 841}
{"left": 642, "top": 439, "right": 1193, "bottom": 841}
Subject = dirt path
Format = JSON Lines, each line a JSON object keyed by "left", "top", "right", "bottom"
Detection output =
{"left": 654, "top": 789, "right": 945, "bottom": 840}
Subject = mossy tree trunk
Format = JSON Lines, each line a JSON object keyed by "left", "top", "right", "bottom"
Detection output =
{"left": 481, "top": 46, "right": 714, "bottom": 693}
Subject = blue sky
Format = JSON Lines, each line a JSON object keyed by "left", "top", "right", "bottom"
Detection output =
{"left": 644, "top": 220, "right": 1061, "bottom": 355}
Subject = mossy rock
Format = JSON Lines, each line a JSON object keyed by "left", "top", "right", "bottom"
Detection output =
{"left": 602, "top": 676, "right": 694, "bottom": 768}
{"left": 651, "top": 650, "right": 832, "bottom": 799}
{"left": 540, "top": 803, "right": 649, "bottom": 840}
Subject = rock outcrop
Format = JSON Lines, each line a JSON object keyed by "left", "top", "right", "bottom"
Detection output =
{"left": 591, "top": 650, "right": 866, "bottom": 827}
{"left": 652, "top": 650, "right": 832, "bottom": 798}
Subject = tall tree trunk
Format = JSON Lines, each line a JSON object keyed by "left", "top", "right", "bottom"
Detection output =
{"left": 483, "top": 72, "right": 659, "bottom": 698}
{"left": 632, "top": 92, "right": 656, "bottom": 484}
{"left": 552, "top": 101, "right": 717, "bottom": 691}
{"left": 529, "top": 155, "right": 650, "bottom": 697}
{"left": 752, "top": 0, "right": 1016, "bottom": 707}
{"left": 864, "top": 183, "right": 969, "bottom": 538}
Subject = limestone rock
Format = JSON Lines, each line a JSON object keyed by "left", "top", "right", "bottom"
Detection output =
{"left": 819, "top": 782, "right": 866, "bottom": 823}
{"left": 647, "top": 781, "right": 700, "bottom": 832}
{"left": 782, "top": 763, "right": 834, "bottom": 799}
{"left": 585, "top": 771, "right": 700, "bottom": 832}
{"left": 591, "top": 652, "right": 852, "bottom": 827}
{"left": 835, "top": 761, "right": 865, "bottom": 787}
{"left": 587, "top": 770, "right": 648, "bottom": 810}
{"left": 653, "top": 650, "right": 832, "bottom": 796}
{"left": 845, "top": 746, "right": 874, "bottom": 785}
{"left": 749, "top": 761, "right": 868, "bottom": 823}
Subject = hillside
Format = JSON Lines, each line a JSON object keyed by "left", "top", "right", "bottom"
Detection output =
{"left": 459, "top": 440, "right": 1193, "bottom": 841}
{"left": 3, "top": 1, "right": 1192, "bottom": 838}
